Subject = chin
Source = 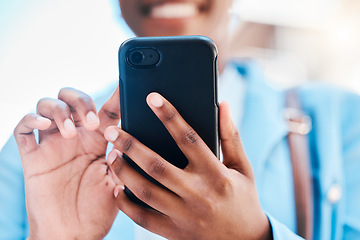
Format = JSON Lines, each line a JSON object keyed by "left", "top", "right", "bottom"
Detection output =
{"left": 135, "top": 19, "right": 206, "bottom": 37}
{"left": 127, "top": 1, "right": 210, "bottom": 37}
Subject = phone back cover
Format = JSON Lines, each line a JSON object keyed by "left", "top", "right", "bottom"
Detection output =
{"left": 119, "top": 36, "right": 219, "bottom": 170}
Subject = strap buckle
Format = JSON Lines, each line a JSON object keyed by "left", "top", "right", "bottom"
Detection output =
{"left": 283, "top": 108, "right": 312, "bottom": 135}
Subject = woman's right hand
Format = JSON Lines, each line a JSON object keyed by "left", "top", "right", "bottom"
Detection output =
{"left": 14, "top": 87, "right": 122, "bottom": 240}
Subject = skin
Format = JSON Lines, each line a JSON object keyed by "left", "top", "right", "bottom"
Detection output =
{"left": 119, "top": 0, "right": 232, "bottom": 38}
{"left": 14, "top": 88, "right": 122, "bottom": 240}
{"left": 14, "top": 0, "right": 273, "bottom": 239}
{"left": 16, "top": 89, "right": 271, "bottom": 240}
{"left": 105, "top": 93, "right": 272, "bottom": 240}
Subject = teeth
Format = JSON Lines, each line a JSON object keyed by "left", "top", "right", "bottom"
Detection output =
{"left": 151, "top": 3, "right": 199, "bottom": 19}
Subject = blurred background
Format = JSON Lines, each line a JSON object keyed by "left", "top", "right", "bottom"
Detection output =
{"left": 1, "top": 0, "right": 359, "bottom": 149}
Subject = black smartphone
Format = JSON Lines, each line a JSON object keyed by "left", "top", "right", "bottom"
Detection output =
{"left": 118, "top": 36, "right": 219, "bottom": 207}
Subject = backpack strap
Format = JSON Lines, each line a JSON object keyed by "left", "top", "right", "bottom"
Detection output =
{"left": 284, "top": 89, "right": 314, "bottom": 239}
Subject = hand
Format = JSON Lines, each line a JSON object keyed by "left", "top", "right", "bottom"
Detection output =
{"left": 14, "top": 87, "right": 121, "bottom": 240}
{"left": 105, "top": 92, "right": 272, "bottom": 240}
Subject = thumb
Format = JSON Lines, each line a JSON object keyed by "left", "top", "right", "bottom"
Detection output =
{"left": 219, "top": 101, "right": 253, "bottom": 177}
{"left": 98, "top": 87, "right": 121, "bottom": 134}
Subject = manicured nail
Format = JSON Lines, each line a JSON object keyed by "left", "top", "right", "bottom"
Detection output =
{"left": 107, "top": 151, "right": 118, "bottom": 165}
{"left": 149, "top": 93, "right": 163, "bottom": 108}
{"left": 105, "top": 127, "right": 119, "bottom": 142}
{"left": 86, "top": 111, "right": 99, "bottom": 125}
{"left": 114, "top": 186, "right": 124, "bottom": 198}
{"left": 36, "top": 116, "right": 51, "bottom": 124}
{"left": 63, "top": 119, "right": 76, "bottom": 132}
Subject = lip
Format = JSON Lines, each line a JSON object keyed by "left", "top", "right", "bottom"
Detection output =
{"left": 138, "top": 0, "right": 209, "bottom": 19}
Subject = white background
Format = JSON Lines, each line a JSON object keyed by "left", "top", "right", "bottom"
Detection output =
{"left": 0, "top": 0, "right": 129, "bottom": 148}
{"left": 1, "top": 0, "right": 359, "bottom": 149}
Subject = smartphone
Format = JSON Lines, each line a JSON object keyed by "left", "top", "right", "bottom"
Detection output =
{"left": 118, "top": 36, "right": 219, "bottom": 207}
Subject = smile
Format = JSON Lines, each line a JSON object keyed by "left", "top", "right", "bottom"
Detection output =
{"left": 140, "top": 1, "right": 207, "bottom": 19}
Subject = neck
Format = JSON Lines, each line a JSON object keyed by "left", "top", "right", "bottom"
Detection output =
{"left": 212, "top": 13, "right": 236, "bottom": 75}
{"left": 216, "top": 33, "right": 232, "bottom": 75}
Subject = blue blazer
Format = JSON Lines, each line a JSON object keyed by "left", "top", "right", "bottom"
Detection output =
{"left": 1, "top": 61, "right": 359, "bottom": 239}
{"left": 236, "top": 61, "right": 360, "bottom": 239}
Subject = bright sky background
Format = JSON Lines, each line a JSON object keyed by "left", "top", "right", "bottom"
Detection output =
{"left": 0, "top": 0, "right": 131, "bottom": 148}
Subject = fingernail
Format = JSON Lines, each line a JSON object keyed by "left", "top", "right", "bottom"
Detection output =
{"left": 114, "top": 185, "right": 124, "bottom": 198}
{"left": 149, "top": 93, "right": 163, "bottom": 108}
{"left": 86, "top": 111, "right": 99, "bottom": 125}
{"left": 107, "top": 151, "right": 118, "bottom": 165}
{"left": 36, "top": 116, "right": 51, "bottom": 124}
{"left": 105, "top": 127, "right": 119, "bottom": 142}
{"left": 63, "top": 119, "right": 76, "bottom": 132}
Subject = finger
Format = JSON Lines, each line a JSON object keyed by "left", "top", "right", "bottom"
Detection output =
{"left": 219, "top": 101, "right": 253, "bottom": 177}
{"left": 14, "top": 113, "right": 52, "bottom": 156}
{"left": 98, "top": 87, "right": 121, "bottom": 134}
{"left": 107, "top": 149, "right": 182, "bottom": 215}
{"left": 146, "top": 92, "right": 220, "bottom": 172}
{"left": 36, "top": 98, "right": 77, "bottom": 139}
{"left": 114, "top": 185, "right": 177, "bottom": 238}
{"left": 104, "top": 126, "right": 185, "bottom": 194}
{"left": 58, "top": 87, "right": 100, "bottom": 131}
{"left": 107, "top": 149, "right": 124, "bottom": 186}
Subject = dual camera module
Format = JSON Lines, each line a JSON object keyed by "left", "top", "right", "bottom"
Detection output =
{"left": 127, "top": 48, "right": 160, "bottom": 67}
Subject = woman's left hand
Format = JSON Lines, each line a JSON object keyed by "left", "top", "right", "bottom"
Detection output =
{"left": 105, "top": 92, "right": 272, "bottom": 240}
{"left": 14, "top": 88, "right": 121, "bottom": 240}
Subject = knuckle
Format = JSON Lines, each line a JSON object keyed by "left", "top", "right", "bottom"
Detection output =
{"left": 52, "top": 101, "right": 68, "bottom": 115}
{"left": 233, "top": 129, "right": 241, "bottom": 143}
{"left": 134, "top": 211, "right": 149, "bottom": 228}
{"left": 36, "top": 97, "right": 47, "bottom": 105}
{"left": 193, "top": 194, "right": 215, "bottom": 218}
{"left": 185, "top": 179, "right": 213, "bottom": 212}
{"left": 59, "top": 88, "right": 94, "bottom": 110}
{"left": 72, "top": 94, "right": 93, "bottom": 111}
{"left": 57, "top": 88, "right": 66, "bottom": 97}
{"left": 119, "top": 136, "right": 132, "bottom": 152}
{"left": 139, "top": 184, "right": 152, "bottom": 202}
{"left": 58, "top": 87, "right": 71, "bottom": 96}
{"left": 163, "top": 107, "right": 176, "bottom": 121}
{"left": 148, "top": 158, "right": 166, "bottom": 175}
{"left": 23, "top": 113, "right": 35, "bottom": 123}
{"left": 58, "top": 87, "right": 75, "bottom": 101}
{"left": 104, "top": 109, "right": 120, "bottom": 120}
{"left": 214, "top": 175, "right": 234, "bottom": 196}
{"left": 182, "top": 128, "right": 198, "bottom": 145}
{"left": 17, "top": 134, "right": 28, "bottom": 147}
{"left": 77, "top": 94, "right": 92, "bottom": 106}
{"left": 36, "top": 97, "right": 52, "bottom": 110}
{"left": 112, "top": 157, "right": 124, "bottom": 177}
{"left": 58, "top": 87, "right": 76, "bottom": 97}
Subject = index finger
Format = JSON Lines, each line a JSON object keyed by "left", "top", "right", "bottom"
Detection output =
{"left": 14, "top": 113, "right": 51, "bottom": 156}
{"left": 104, "top": 126, "right": 186, "bottom": 194}
{"left": 146, "top": 92, "right": 222, "bottom": 173}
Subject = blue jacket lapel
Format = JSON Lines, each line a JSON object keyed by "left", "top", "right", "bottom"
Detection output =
{"left": 236, "top": 61, "right": 289, "bottom": 184}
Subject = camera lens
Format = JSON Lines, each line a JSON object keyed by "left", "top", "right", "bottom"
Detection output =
{"left": 127, "top": 48, "right": 160, "bottom": 67}
{"left": 129, "top": 51, "right": 145, "bottom": 64}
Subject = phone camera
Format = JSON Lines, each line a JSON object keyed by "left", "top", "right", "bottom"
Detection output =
{"left": 127, "top": 48, "right": 160, "bottom": 67}
{"left": 129, "top": 51, "right": 145, "bottom": 64}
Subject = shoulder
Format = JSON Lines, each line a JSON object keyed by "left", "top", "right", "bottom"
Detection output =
{"left": 295, "top": 83, "right": 360, "bottom": 128}
{"left": 297, "top": 82, "right": 360, "bottom": 110}
{"left": 295, "top": 83, "right": 360, "bottom": 237}
{"left": 295, "top": 82, "right": 360, "bottom": 160}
